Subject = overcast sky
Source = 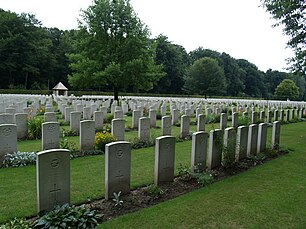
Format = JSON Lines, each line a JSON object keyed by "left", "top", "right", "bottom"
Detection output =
{"left": 0, "top": 0, "right": 294, "bottom": 72}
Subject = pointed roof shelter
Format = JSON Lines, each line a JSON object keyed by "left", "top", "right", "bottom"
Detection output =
{"left": 53, "top": 82, "right": 68, "bottom": 96}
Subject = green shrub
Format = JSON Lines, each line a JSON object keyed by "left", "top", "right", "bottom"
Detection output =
{"left": 1, "top": 217, "right": 31, "bottom": 228}
{"left": 206, "top": 114, "right": 220, "bottom": 123}
{"left": 177, "top": 163, "right": 192, "bottom": 181}
{"left": 1, "top": 152, "right": 36, "bottom": 168}
{"left": 130, "top": 137, "right": 155, "bottom": 149}
{"left": 61, "top": 129, "right": 78, "bottom": 137}
{"left": 104, "top": 114, "right": 114, "bottom": 123}
{"left": 222, "top": 139, "right": 237, "bottom": 169}
{"left": 95, "top": 131, "right": 116, "bottom": 151}
{"left": 145, "top": 184, "right": 164, "bottom": 199}
{"left": 60, "top": 139, "right": 78, "bottom": 158}
{"left": 28, "top": 117, "right": 43, "bottom": 139}
{"left": 33, "top": 204, "right": 102, "bottom": 228}
{"left": 125, "top": 111, "right": 132, "bottom": 116}
{"left": 194, "top": 172, "right": 214, "bottom": 187}
{"left": 237, "top": 116, "right": 250, "bottom": 126}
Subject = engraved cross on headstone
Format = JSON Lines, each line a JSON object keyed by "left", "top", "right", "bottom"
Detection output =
{"left": 50, "top": 183, "right": 61, "bottom": 204}
{"left": 115, "top": 170, "right": 124, "bottom": 186}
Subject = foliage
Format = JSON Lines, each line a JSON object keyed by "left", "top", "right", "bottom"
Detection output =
{"left": 274, "top": 79, "right": 300, "bottom": 100}
{"left": 144, "top": 184, "right": 164, "bottom": 199}
{"left": 27, "top": 117, "right": 43, "bottom": 139}
{"left": 33, "top": 204, "right": 102, "bottom": 228}
{"left": 184, "top": 57, "right": 227, "bottom": 97}
{"left": 60, "top": 139, "right": 78, "bottom": 158}
{"left": 261, "top": 0, "right": 305, "bottom": 73}
{"left": 61, "top": 129, "right": 78, "bottom": 137}
{"left": 0, "top": 217, "right": 31, "bottom": 229}
{"left": 1, "top": 152, "right": 36, "bottom": 168}
{"left": 104, "top": 113, "right": 114, "bottom": 124}
{"left": 249, "top": 153, "right": 267, "bottom": 166}
{"left": 177, "top": 163, "right": 192, "bottom": 181}
{"left": 0, "top": 9, "right": 72, "bottom": 90}
{"left": 193, "top": 172, "right": 214, "bottom": 187}
{"left": 68, "top": 0, "right": 164, "bottom": 100}
{"left": 206, "top": 114, "right": 220, "bottom": 123}
{"left": 222, "top": 139, "right": 237, "bottom": 169}
{"left": 112, "top": 191, "right": 124, "bottom": 208}
{"left": 130, "top": 137, "right": 155, "bottom": 149}
{"left": 152, "top": 35, "right": 189, "bottom": 94}
{"left": 94, "top": 131, "right": 116, "bottom": 151}
{"left": 237, "top": 115, "right": 250, "bottom": 126}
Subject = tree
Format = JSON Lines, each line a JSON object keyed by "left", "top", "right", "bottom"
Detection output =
{"left": 68, "top": 0, "right": 164, "bottom": 100}
{"left": 237, "top": 59, "right": 266, "bottom": 98}
{"left": 261, "top": 0, "right": 305, "bottom": 73}
{"left": 152, "top": 35, "right": 190, "bottom": 94}
{"left": 274, "top": 79, "right": 299, "bottom": 100}
{"left": 184, "top": 57, "right": 227, "bottom": 97}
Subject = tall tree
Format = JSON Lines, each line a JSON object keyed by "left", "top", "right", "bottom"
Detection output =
{"left": 274, "top": 78, "right": 299, "bottom": 100}
{"left": 262, "top": 0, "right": 305, "bottom": 73}
{"left": 220, "top": 52, "right": 245, "bottom": 96}
{"left": 237, "top": 59, "right": 266, "bottom": 98}
{"left": 152, "top": 35, "right": 189, "bottom": 94}
{"left": 0, "top": 9, "right": 54, "bottom": 89}
{"left": 68, "top": 0, "right": 164, "bottom": 100}
{"left": 184, "top": 57, "right": 227, "bottom": 97}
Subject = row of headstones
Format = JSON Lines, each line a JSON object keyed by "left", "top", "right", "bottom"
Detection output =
{"left": 36, "top": 120, "right": 281, "bottom": 213}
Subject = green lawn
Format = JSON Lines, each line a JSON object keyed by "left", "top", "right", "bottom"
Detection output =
{"left": 1, "top": 119, "right": 304, "bottom": 227}
{"left": 99, "top": 121, "right": 306, "bottom": 228}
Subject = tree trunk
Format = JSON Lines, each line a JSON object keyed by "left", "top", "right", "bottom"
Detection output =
{"left": 25, "top": 72, "right": 28, "bottom": 89}
{"left": 113, "top": 86, "right": 119, "bottom": 102}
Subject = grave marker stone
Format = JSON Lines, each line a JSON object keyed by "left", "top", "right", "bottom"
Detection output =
{"left": 36, "top": 149, "right": 70, "bottom": 213}
{"left": 207, "top": 129, "right": 223, "bottom": 169}
{"left": 191, "top": 131, "right": 208, "bottom": 172}
{"left": 105, "top": 141, "right": 131, "bottom": 200}
{"left": 80, "top": 120, "right": 95, "bottom": 153}
{"left": 154, "top": 136, "right": 175, "bottom": 185}
{"left": 42, "top": 122, "right": 60, "bottom": 150}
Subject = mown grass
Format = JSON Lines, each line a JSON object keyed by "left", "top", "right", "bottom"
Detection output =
{"left": 99, "top": 121, "right": 306, "bottom": 228}
{"left": 0, "top": 138, "right": 193, "bottom": 223}
{"left": 1, "top": 116, "right": 301, "bottom": 225}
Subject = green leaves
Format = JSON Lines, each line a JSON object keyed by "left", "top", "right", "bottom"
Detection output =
{"left": 33, "top": 204, "right": 102, "bottom": 228}
{"left": 68, "top": 0, "right": 164, "bottom": 99}
{"left": 261, "top": 0, "right": 305, "bottom": 73}
{"left": 274, "top": 78, "right": 300, "bottom": 100}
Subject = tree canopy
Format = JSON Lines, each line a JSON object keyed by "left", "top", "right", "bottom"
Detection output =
{"left": 68, "top": 0, "right": 164, "bottom": 100}
{"left": 274, "top": 78, "right": 300, "bottom": 100}
{"left": 262, "top": 0, "right": 306, "bottom": 73}
{"left": 184, "top": 57, "right": 227, "bottom": 97}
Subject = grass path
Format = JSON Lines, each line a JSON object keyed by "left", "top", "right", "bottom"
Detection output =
{"left": 99, "top": 122, "right": 306, "bottom": 228}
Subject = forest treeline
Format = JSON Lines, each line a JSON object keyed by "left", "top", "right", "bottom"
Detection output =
{"left": 0, "top": 8, "right": 305, "bottom": 100}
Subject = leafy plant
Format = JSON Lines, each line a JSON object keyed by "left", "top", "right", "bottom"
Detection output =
{"left": 222, "top": 139, "right": 237, "bottom": 169}
{"left": 130, "top": 137, "right": 155, "bottom": 149}
{"left": 177, "top": 163, "right": 192, "bottom": 181}
{"left": 104, "top": 113, "right": 114, "bottom": 123}
{"left": 61, "top": 129, "right": 78, "bottom": 137}
{"left": 194, "top": 172, "right": 214, "bottom": 187}
{"left": 2, "top": 152, "right": 36, "bottom": 168}
{"left": 28, "top": 117, "right": 43, "bottom": 139}
{"left": 95, "top": 131, "right": 116, "bottom": 152}
{"left": 145, "top": 184, "right": 164, "bottom": 199}
{"left": 60, "top": 139, "right": 78, "bottom": 158}
{"left": 237, "top": 116, "right": 250, "bottom": 126}
{"left": 33, "top": 204, "right": 102, "bottom": 229}
{"left": 112, "top": 191, "right": 123, "bottom": 208}
{"left": 1, "top": 217, "right": 31, "bottom": 229}
{"left": 249, "top": 153, "right": 266, "bottom": 166}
